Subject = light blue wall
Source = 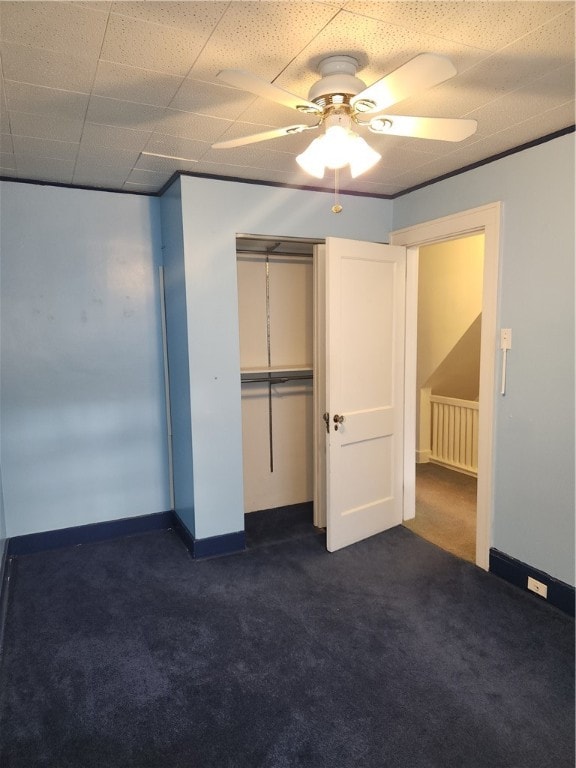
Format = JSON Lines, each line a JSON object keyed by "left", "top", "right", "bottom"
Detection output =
{"left": 394, "top": 134, "right": 575, "bottom": 585}
{"left": 174, "top": 177, "right": 394, "bottom": 540}
{"left": 3, "top": 135, "right": 573, "bottom": 588}
{"left": 0, "top": 181, "right": 171, "bottom": 537}
{"left": 159, "top": 179, "right": 195, "bottom": 536}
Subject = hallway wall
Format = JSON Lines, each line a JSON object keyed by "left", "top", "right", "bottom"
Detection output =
{"left": 417, "top": 235, "right": 483, "bottom": 397}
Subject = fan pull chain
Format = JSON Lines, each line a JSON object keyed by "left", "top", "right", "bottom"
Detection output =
{"left": 332, "top": 168, "right": 343, "bottom": 214}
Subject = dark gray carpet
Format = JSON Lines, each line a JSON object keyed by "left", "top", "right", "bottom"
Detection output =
{"left": 245, "top": 502, "right": 318, "bottom": 548}
{"left": 0, "top": 521, "right": 573, "bottom": 768}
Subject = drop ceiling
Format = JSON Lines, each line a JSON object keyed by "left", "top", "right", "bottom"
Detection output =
{"left": 0, "top": 1, "right": 574, "bottom": 198}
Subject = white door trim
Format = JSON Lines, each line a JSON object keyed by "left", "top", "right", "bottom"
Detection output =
{"left": 391, "top": 202, "right": 502, "bottom": 570}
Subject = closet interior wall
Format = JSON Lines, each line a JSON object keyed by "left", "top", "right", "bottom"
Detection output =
{"left": 236, "top": 236, "right": 318, "bottom": 513}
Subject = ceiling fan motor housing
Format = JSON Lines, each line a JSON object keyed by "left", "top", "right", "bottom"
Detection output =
{"left": 308, "top": 55, "right": 367, "bottom": 104}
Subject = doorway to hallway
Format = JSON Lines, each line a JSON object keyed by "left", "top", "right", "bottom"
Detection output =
{"left": 405, "top": 233, "right": 483, "bottom": 562}
{"left": 391, "top": 201, "right": 502, "bottom": 571}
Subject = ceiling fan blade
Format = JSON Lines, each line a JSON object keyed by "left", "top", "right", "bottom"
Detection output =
{"left": 212, "top": 124, "right": 318, "bottom": 149}
{"left": 216, "top": 69, "right": 321, "bottom": 114}
{"left": 352, "top": 53, "right": 457, "bottom": 113}
{"left": 366, "top": 115, "right": 477, "bottom": 142}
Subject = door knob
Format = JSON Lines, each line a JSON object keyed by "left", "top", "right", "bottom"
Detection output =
{"left": 333, "top": 414, "right": 344, "bottom": 431}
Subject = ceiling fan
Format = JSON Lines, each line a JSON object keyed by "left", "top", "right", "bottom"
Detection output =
{"left": 211, "top": 53, "right": 477, "bottom": 179}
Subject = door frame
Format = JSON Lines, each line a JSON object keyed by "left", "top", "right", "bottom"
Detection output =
{"left": 391, "top": 202, "right": 502, "bottom": 570}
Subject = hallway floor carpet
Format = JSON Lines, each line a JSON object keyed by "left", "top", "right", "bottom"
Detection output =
{"left": 405, "top": 463, "right": 477, "bottom": 563}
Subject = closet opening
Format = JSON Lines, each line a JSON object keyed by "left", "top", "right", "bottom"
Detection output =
{"left": 236, "top": 235, "right": 324, "bottom": 548}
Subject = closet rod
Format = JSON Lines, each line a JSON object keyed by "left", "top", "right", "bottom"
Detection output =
{"left": 241, "top": 374, "right": 313, "bottom": 385}
{"left": 236, "top": 250, "right": 313, "bottom": 259}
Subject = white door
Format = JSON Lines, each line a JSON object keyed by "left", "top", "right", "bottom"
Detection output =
{"left": 321, "top": 237, "right": 406, "bottom": 552}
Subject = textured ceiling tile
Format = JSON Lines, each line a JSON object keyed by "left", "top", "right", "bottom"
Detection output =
{"left": 169, "top": 78, "right": 255, "bottom": 120}
{"left": 73, "top": 167, "right": 132, "bottom": 186}
{"left": 14, "top": 155, "right": 75, "bottom": 179}
{"left": 209, "top": 163, "right": 309, "bottom": 186}
{"left": 73, "top": 164, "right": 130, "bottom": 188}
{"left": 0, "top": 2, "right": 108, "bottom": 58}
{"left": 0, "top": 106, "right": 11, "bottom": 133}
{"left": 200, "top": 145, "right": 300, "bottom": 173}
{"left": 76, "top": 143, "right": 141, "bottom": 167}
{"left": 86, "top": 96, "right": 166, "bottom": 132}
{"left": 343, "top": 178, "right": 401, "bottom": 196}
{"left": 9, "top": 110, "right": 84, "bottom": 143}
{"left": 486, "top": 103, "right": 576, "bottom": 150}
{"left": 4, "top": 80, "right": 90, "bottom": 120}
{"left": 81, "top": 122, "right": 151, "bottom": 152}
{"left": 123, "top": 178, "right": 163, "bottom": 192}
{"left": 386, "top": 156, "right": 460, "bottom": 187}
{"left": 1, "top": 42, "right": 98, "bottom": 94}
{"left": 426, "top": 1, "right": 573, "bottom": 53}
{"left": 0, "top": 132, "right": 14, "bottom": 154}
{"left": 0, "top": 150, "right": 17, "bottom": 170}
{"left": 135, "top": 152, "right": 198, "bottom": 173}
{"left": 125, "top": 167, "right": 172, "bottom": 185}
{"left": 459, "top": 7, "right": 576, "bottom": 100}
{"left": 73, "top": 160, "right": 131, "bottom": 179}
{"left": 189, "top": 162, "right": 308, "bottom": 192}
{"left": 154, "top": 109, "right": 232, "bottom": 143}
{"left": 101, "top": 12, "right": 211, "bottom": 77}
{"left": 111, "top": 2, "right": 227, "bottom": 32}
{"left": 189, "top": 1, "right": 338, "bottom": 82}
{"left": 507, "top": 6, "right": 575, "bottom": 61}
{"left": 344, "top": 2, "right": 463, "bottom": 32}
{"left": 93, "top": 60, "right": 183, "bottom": 107}
{"left": 12, "top": 134, "right": 78, "bottom": 161}
{"left": 143, "top": 133, "right": 210, "bottom": 161}
{"left": 367, "top": 139, "right": 442, "bottom": 173}
{"left": 448, "top": 65, "right": 567, "bottom": 121}
{"left": 0, "top": 1, "right": 573, "bottom": 196}
{"left": 0, "top": 101, "right": 10, "bottom": 133}
{"left": 465, "top": 65, "right": 576, "bottom": 135}
{"left": 75, "top": 2, "right": 112, "bottom": 12}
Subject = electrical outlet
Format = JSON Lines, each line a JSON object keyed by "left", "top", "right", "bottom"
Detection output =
{"left": 527, "top": 576, "right": 548, "bottom": 599}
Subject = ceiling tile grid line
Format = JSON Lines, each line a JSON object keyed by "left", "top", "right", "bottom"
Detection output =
{"left": 0, "top": 1, "right": 573, "bottom": 195}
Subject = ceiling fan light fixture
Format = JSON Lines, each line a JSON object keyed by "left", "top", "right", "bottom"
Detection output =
{"left": 348, "top": 135, "right": 382, "bottom": 177}
{"left": 296, "top": 138, "right": 326, "bottom": 178}
{"left": 296, "top": 123, "right": 381, "bottom": 179}
{"left": 321, "top": 125, "right": 354, "bottom": 169}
